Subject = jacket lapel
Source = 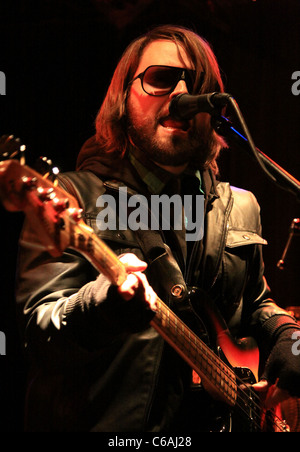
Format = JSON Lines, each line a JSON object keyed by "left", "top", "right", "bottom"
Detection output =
{"left": 199, "top": 178, "right": 233, "bottom": 291}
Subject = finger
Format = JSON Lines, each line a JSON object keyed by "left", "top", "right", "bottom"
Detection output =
{"left": 118, "top": 271, "right": 149, "bottom": 297}
{"left": 253, "top": 379, "right": 291, "bottom": 409}
{"left": 119, "top": 253, "right": 148, "bottom": 272}
{"left": 118, "top": 273, "right": 140, "bottom": 300}
{"left": 117, "top": 270, "right": 157, "bottom": 312}
{"left": 143, "top": 282, "right": 157, "bottom": 311}
{"left": 252, "top": 379, "right": 270, "bottom": 393}
{"left": 252, "top": 379, "right": 270, "bottom": 405}
{"left": 265, "top": 385, "right": 291, "bottom": 409}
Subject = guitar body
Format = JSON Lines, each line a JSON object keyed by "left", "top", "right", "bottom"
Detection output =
{"left": 195, "top": 366, "right": 258, "bottom": 432}
{"left": 178, "top": 288, "right": 286, "bottom": 432}
{"left": 218, "top": 363, "right": 285, "bottom": 432}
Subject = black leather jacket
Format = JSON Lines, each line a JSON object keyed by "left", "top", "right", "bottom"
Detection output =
{"left": 16, "top": 162, "right": 294, "bottom": 432}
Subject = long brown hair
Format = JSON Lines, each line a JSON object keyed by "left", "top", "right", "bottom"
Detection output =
{"left": 94, "top": 25, "right": 227, "bottom": 173}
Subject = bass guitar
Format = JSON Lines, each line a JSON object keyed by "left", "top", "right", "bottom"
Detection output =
{"left": 0, "top": 152, "right": 290, "bottom": 432}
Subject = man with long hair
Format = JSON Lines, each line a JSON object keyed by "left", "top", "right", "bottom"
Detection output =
{"left": 17, "top": 25, "right": 299, "bottom": 432}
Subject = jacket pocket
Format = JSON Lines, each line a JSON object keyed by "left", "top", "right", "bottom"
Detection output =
{"left": 226, "top": 229, "right": 267, "bottom": 248}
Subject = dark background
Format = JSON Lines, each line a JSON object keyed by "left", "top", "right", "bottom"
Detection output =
{"left": 0, "top": 0, "right": 299, "bottom": 431}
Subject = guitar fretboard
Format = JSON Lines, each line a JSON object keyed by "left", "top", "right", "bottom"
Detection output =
{"left": 151, "top": 296, "right": 238, "bottom": 406}
{"left": 72, "top": 218, "right": 238, "bottom": 406}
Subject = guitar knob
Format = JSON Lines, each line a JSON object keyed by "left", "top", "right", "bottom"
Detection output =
{"left": 37, "top": 187, "right": 56, "bottom": 201}
{"left": 22, "top": 176, "right": 37, "bottom": 188}
{"left": 69, "top": 208, "right": 83, "bottom": 222}
{"left": 52, "top": 197, "right": 70, "bottom": 213}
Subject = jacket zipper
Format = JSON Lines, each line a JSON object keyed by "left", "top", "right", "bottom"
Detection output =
{"left": 210, "top": 196, "right": 234, "bottom": 288}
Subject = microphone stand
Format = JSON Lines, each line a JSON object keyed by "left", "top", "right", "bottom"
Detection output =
{"left": 277, "top": 218, "right": 300, "bottom": 270}
{"left": 211, "top": 94, "right": 300, "bottom": 201}
{"left": 210, "top": 97, "right": 300, "bottom": 272}
{"left": 211, "top": 113, "right": 300, "bottom": 202}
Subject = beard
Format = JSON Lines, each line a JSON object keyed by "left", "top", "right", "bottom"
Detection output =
{"left": 127, "top": 114, "right": 213, "bottom": 169}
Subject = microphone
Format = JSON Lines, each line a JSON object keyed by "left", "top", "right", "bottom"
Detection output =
{"left": 169, "top": 92, "right": 231, "bottom": 120}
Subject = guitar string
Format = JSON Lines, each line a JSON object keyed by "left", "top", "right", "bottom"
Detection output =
{"left": 89, "top": 233, "right": 285, "bottom": 430}
{"left": 159, "top": 311, "right": 266, "bottom": 429}
{"left": 162, "top": 311, "right": 286, "bottom": 431}
{"left": 156, "top": 301, "right": 287, "bottom": 431}
{"left": 81, "top": 235, "right": 286, "bottom": 431}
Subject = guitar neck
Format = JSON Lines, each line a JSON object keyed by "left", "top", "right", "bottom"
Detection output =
{"left": 0, "top": 160, "right": 237, "bottom": 407}
{"left": 72, "top": 219, "right": 238, "bottom": 407}
{"left": 151, "top": 296, "right": 237, "bottom": 406}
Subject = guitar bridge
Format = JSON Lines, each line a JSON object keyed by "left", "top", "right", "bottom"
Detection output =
{"left": 234, "top": 366, "right": 256, "bottom": 385}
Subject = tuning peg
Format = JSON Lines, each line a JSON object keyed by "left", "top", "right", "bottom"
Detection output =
{"left": 69, "top": 207, "right": 83, "bottom": 222}
{"left": 35, "top": 157, "right": 53, "bottom": 176}
{"left": 0, "top": 135, "right": 25, "bottom": 162}
{"left": 35, "top": 156, "right": 60, "bottom": 179}
{"left": 52, "top": 197, "right": 70, "bottom": 213}
{"left": 52, "top": 166, "right": 60, "bottom": 176}
{"left": 22, "top": 176, "right": 37, "bottom": 188}
{"left": 37, "top": 186, "right": 56, "bottom": 202}
{"left": 20, "top": 144, "right": 26, "bottom": 166}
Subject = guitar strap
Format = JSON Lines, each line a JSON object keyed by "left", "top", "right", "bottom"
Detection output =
{"left": 133, "top": 225, "right": 189, "bottom": 308}
{"left": 59, "top": 171, "right": 190, "bottom": 307}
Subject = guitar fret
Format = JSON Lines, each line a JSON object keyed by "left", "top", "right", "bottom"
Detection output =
{"left": 154, "top": 299, "right": 237, "bottom": 405}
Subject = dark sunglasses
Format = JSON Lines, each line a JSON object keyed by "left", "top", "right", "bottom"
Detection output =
{"left": 128, "top": 65, "right": 200, "bottom": 96}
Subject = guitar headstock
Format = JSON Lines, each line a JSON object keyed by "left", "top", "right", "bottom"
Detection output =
{"left": 0, "top": 135, "right": 128, "bottom": 284}
{"left": 0, "top": 134, "right": 26, "bottom": 163}
{"left": 0, "top": 158, "right": 84, "bottom": 257}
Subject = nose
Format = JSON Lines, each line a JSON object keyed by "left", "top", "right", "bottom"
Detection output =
{"left": 169, "top": 79, "right": 189, "bottom": 99}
